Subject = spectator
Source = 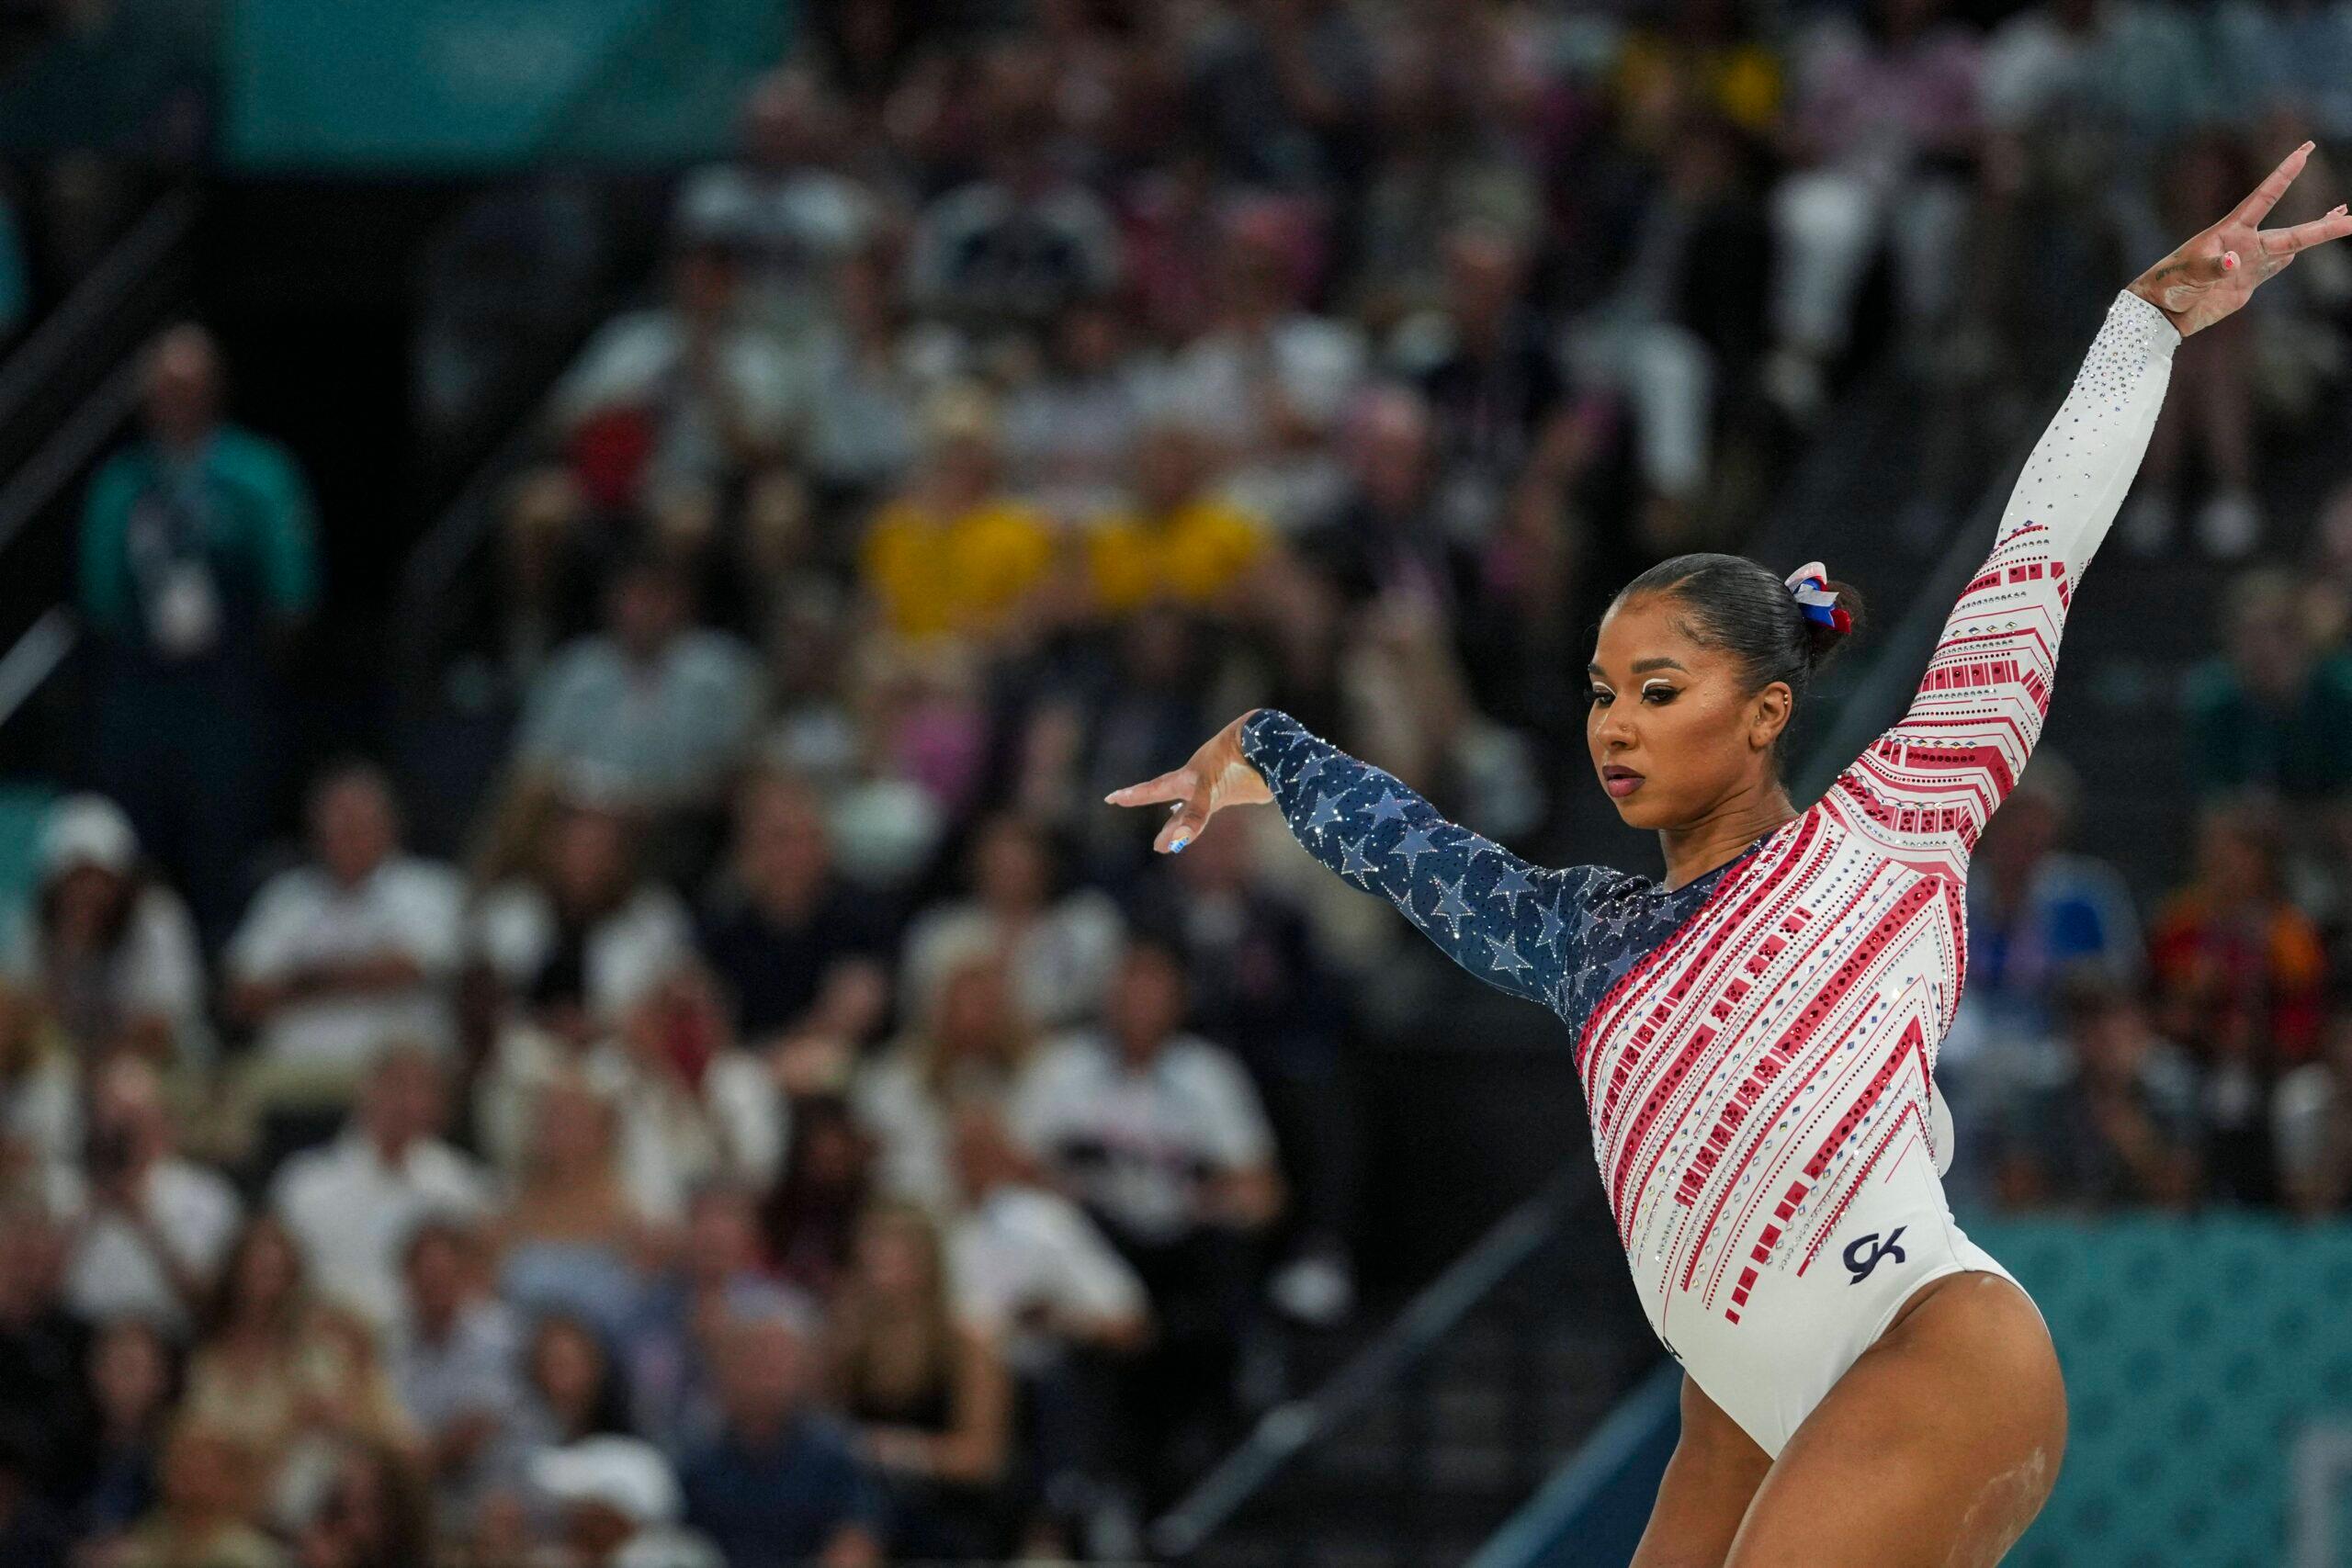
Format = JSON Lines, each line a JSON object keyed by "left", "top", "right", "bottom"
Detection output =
{"left": 531, "top": 1435, "right": 724, "bottom": 1568}
{"left": 858, "top": 383, "right": 1057, "bottom": 647}
{"left": 108, "top": 1422, "right": 287, "bottom": 1568}
{"left": 179, "top": 1217, "right": 415, "bottom": 1528}
{"left": 1080, "top": 418, "right": 1273, "bottom": 621}
{"left": 1001, "top": 299, "right": 1154, "bottom": 525}
{"left": 1182, "top": 0, "right": 1377, "bottom": 189}
{"left": 513, "top": 1314, "right": 633, "bottom": 1457}
{"left": 1991, "top": 974, "right": 2201, "bottom": 1210}
{"left": 2276, "top": 1008, "right": 2352, "bottom": 1216}
{"left": 679, "top": 1303, "right": 884, "bottom": 1568}
{"left": 2150, "top": 796, "right": 2330, "bottom": 1202}
{"left": 695, "top": 771, "right": 891, "bottom": 1065}
{"left": 1158, "top": 203, "right": 1366, "bottom": 532}
{"left": 7, "top": 795, "right": 207, "bottom": 1068}
{"left": 384, "top": 1218, "right": 527, "bottom": 1525}
{"left": 288, "top": 1440, "right": 433, "bottom": 1568}
{"left": 79, "top": 324, "right": 319, "bottom": 949}
{"left": 62, "top": 1055, "right": 241, "bottom": 1333}
{"left": 856, "top": 951, "right": 1037, "bottom": 1214}
{"left": 603, "top": 965, "right": 786, "bottom": 1220}
{"left": 830, "top": 1201, "right": 1012, "bottom": 1558}
{"left": 1012, "top": 939, "right": 1281, "bottom": 1469}
{"left": 944, "top": 1101, "right": 1145, "bottom": 1553}
{"left": 906, "top": 41, "right": 1121, "bottom": 340}
{"left": 270, "top": 1043, "right": 489, "bottom": 1324}
{"left": 1014, "top": 938, "right": 1283, "bottom": 1250}
{"left": 946, "top": 1100, "right": 1148, "bottom": 1365}
{"left": 492, "top": 1077, "right": 661, "bottom": 1338}
{"left": 511, "top": 556, "right": 767, "bottom": 828}
{"left": 1940, "top": 750, "right": 2143, "bottom": 1193}
{"left": 0, "top": 978, "right": 81, "bottom": 1197}
{"left": 673, "top": 67, "right": 875, "bottom": 335}
{"left": 760, "top": 1095, "right": 875, "bottom": 1300}
{"left": 1392, "top": 223, "right": 1589, "bottom": 559}
{"left": 72, "top": 1317, "right": 177, "bottom": 1540}
{"left": 472, "top": 793, "right": 695, "bottom": 1043}
{"left": 0, "top": 1204, "right": 93, "bottom": 1506}
{"left": 1762, "top": 0, "right": 1982, "bottom": 423}
{"left": 550, "top": 239, "right": 810, "bottom": 511}
{"left": 622, "top": 1183, "right": 803, "bottom": 1454}
{"left": 224, "top": 764, "right": 465, "bottom": 1093}
{"left": 2182, "top": 567, "right": 2352, "bottom": 805}
{"left": 899, "top": 814, "right": 1123, "bottom": 1033}
{"left": 1134, "top": 814, "right": 1359, "bottom": 1325}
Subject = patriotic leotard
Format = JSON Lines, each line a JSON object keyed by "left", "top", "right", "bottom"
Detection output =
{"left": 1240, "top": 290, "right": 2176, "bottom": 1455}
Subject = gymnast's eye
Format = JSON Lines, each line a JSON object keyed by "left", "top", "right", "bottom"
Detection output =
{"left": 1642, "top": 684, "right": 1679, "bottom": 705}
{"left": 1587, "top": 686, "right": 1612, "bottom": 706}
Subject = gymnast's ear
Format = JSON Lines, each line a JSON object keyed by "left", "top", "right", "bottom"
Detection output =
{"left": 1747, "top": 679, "right": 1793, "bottom": 754}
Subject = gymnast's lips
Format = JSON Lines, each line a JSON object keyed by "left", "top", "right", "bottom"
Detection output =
{"left": 1601, "top": 765, "right": 1645, "bottom": 798}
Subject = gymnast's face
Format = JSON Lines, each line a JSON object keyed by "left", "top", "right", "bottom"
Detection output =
{"left": 1586, "top": 592, "right": 1791, "bottom": 831}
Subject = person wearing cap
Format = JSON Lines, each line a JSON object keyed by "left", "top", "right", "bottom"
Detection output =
{"left": 531, "top": 1435, "right": 721, "bottom": 1568}
{"left": 6, "top": 795, "right": 207, "bottom": 1068}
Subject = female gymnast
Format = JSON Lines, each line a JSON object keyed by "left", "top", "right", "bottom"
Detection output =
{"left": 1108, "top": 143, "right": 2352, "bottom": 1566}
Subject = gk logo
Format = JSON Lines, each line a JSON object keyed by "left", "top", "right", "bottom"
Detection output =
{"left": 1842, "top": 1227, "right": 1907, "bottom": 1285}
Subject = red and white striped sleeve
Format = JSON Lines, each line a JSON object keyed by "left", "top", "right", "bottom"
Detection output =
{"left": 1830, "top": 288, "right": 2177, "bottom": 871}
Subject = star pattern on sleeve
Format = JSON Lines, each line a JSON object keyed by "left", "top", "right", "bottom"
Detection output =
{"left": 1235, "top": 707, "right": 1764, "bottom": 1032}
{"left": 1485, "top": 931, "right": 1534, "bottom": 981}
{"left": 1428, "top": 873, "right": 1477, "bottom": 940}
{"left": 1487, "top": 861, "right": 1536, "bottom": 916}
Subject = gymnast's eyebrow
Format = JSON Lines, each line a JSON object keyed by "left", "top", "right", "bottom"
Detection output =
{"left": 1589, "top": 658, "right": 1690, "bottom": 675}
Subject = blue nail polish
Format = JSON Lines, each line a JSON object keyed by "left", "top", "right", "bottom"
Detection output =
{"left": 1170, "top": 838, "right": 1188, "bottom": 853}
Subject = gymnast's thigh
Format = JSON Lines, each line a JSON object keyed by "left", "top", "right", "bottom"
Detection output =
{"left": 1630, "top": 1373, "right": 1773, "bottom": 1568}
{"left": 1722, "top": 1271, "right": 2066, "bottom": 1568}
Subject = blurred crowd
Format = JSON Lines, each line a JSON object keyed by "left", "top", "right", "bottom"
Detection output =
{"left": 15, "top": 0, "right": 2352, "bottom": 1563}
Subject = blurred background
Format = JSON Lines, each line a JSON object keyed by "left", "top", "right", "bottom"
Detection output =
{"left": 0, "top": 0, "right": 2347, "bottom": 1564}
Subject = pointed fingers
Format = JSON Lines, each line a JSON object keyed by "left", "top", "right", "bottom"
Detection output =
{"left": 1105, "top": 769, "right": 1195, "bottom": 809}
{"left": 2261, "top": 205, "right": 2352, "bottom": 257}
{"left": 2232, "top": 141, "right": 2316, "bottom": 229}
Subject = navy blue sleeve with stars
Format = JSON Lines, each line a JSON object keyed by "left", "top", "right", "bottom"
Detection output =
{"left": 1237, "top": 710, "right": 1761, "bottom": 1035}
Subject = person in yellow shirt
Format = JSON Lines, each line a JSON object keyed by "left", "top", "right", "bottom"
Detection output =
{"left": 1085, "top": 418, "right": 1272, "bottom": 617}
{"left": 861, "top": 384, "right": 1057, "bottom": 643}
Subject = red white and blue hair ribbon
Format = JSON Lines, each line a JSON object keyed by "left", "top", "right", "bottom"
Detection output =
{"left": 1783, "top": 560, "right": 1851, "bottom": 636}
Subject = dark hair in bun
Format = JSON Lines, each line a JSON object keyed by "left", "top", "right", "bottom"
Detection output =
{"left": 1608, "top": 552, "right": 1868, "bottom": 761}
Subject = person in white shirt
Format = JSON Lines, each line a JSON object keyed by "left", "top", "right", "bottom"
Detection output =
{"left": 271, "top": 1043, "right": 490, "bottom": 1322}
{"left": 1012, "top": 936, "right": 1282, "bottom": 1490}
{"left": 60, "top": 1054, "right": 241, "bottom": 1331}
{"left": 945, "top": 1100, "right": 1147, "bottom": 1371}
{"left": 855, "top": 943, "right": 1036, "bottom": 1215}
{"left": 472, "top": 791, "right": 695, "bottom": 1040}
{"left": 550, "top": 239, "right": 813, "bottom": 502}
{"left": 1012, "top": 939, "right": 1283, "bottom": 1253}
{"left": 672, "top": 67, "right": 875, "bottom": 334}
{"left": 512, "top": 557, "right": 766, "bottom": 821}
{"left": 226, "top": 764, "right": 465, "bottom": 1079}
{"left": 900, "top": 814, "right": 1123, "bottom": 1035}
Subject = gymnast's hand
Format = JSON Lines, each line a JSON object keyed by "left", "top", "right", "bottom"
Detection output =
{"left": 2129, "top": 140, "right": 2352, "bottom": 337}
{"left": 1105, "top": 711, "right": 1274, "bottom": 853}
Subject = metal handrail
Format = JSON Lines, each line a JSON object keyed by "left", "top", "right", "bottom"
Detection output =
{"left": 0, "top": 184, "right": 196, "bottom": 435}
{"left": 1148, "top": 1168, "right": 1586, "bottom": 1559}
{"left": 0, "top": 359, "right": 141, "bottom": 559}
